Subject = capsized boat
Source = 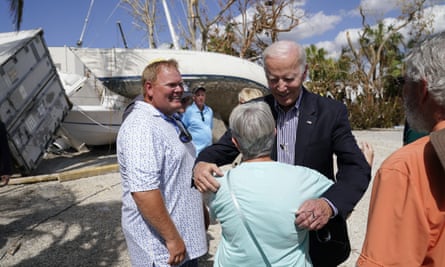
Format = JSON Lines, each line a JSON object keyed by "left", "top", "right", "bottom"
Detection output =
{"left": 49, "top": 47, "right": 269, "bottom": 146}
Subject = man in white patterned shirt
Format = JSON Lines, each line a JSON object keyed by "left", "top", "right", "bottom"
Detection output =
{"left": 117, "top": 59, "right": 207, "bottom": 267}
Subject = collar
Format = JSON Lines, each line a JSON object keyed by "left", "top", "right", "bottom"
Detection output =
{"left": 137, "top": 101, "right": 176, "bottom": 122}
{"left": 191, "top": 102, "right": 207, "bottom": 112}
{"left": 273, "top": 87, "right": 304, "bottom": 113}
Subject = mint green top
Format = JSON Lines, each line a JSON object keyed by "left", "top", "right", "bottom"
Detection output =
{"left": 209, "top": 162, "right": 333, "bottom": 267}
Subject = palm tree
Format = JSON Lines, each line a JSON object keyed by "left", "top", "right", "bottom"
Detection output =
{"left": 305, "top": 44, "right": 347, "bottom": 98}
{"left": 306, "top": 44, "right": 327, "bottom": 82}
{"left": 8, "top": 0, "right": 24, "bottom": 31}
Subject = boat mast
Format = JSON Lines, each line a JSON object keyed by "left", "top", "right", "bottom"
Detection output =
{"left": 161, "top": 0, "right": 179, "bottom": 49}
{"left": 77, "top": 0, "right": 95, "bottom": 47}
{"left": 117, "top": 21, "right": 128, "bottom": 48}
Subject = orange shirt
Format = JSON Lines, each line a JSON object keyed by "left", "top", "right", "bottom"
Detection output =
{"left": 357, "top": 135, "right": 445, "bottom": 267}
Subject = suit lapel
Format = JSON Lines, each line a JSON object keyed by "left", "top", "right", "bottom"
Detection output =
{"left": 264, "top": 92, "right": 317, "bottom": 164}
{"left": 264, "top": 95, "right": 278, "bottom": 161}
{"left": 294, "top": 88, "right": 317, "bottom": 165}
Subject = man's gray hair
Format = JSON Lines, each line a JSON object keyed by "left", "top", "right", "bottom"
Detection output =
{"left": 263, "top": 40, "right": 307, "bottom": 74}
{"left": 405, "top": 31, "right": 445, "bottom": 107}
{"left": 229, "top": 102, "right": 275, "bottom": 161}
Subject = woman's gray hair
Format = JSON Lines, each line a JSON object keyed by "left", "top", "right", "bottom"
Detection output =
{"left": 405, "top": 31, "right": 445, "bottom": 107}
{"left": 229, "top": 102, "right": 275, "bottom": 161}
{"left": 263, "top": 40, "right": 307, "bottom": 74}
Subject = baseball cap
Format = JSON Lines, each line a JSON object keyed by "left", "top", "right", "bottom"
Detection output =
{"left": 192, "top": 86, "right": 206, "bottom": 94}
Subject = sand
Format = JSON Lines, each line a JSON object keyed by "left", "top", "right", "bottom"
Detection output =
{"left": 0, "top": 129, "right": 403, "bottom": 266}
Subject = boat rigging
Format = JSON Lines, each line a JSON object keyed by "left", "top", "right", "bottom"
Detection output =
{"left": 77, "top": 0, "right": 95, "bottom": 47}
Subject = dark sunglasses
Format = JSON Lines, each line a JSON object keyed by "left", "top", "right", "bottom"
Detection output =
{"left": 171, "top": 115, "right": 192, "bottom": 143}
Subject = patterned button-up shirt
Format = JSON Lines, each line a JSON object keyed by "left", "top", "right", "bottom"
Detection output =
{"left": 117, "top": 101, "right": 207, "bottom": 267}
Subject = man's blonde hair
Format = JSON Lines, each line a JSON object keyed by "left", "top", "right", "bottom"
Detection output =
{"left": 141, "top": 59, "right": 179, "bottom": 95}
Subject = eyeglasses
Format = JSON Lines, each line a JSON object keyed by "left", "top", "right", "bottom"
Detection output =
{"left": 171, "top": 115, "right": 192, "bottom": 143}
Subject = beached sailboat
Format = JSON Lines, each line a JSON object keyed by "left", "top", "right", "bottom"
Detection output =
{"left": 49, "top": 47, "right": 268, "bottom": 146}
{"left": 46, "top": 0, "right": 268, "bottom": 147}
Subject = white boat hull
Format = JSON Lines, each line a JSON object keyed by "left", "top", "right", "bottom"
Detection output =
{"left": 70, "top": 48, "right": 268, "bottom": 99}
{"left": 50, "top": 47, "right": 269, "bottom": 146}
{"left": 61, "top": 105, "right": 123, "bottom": 146}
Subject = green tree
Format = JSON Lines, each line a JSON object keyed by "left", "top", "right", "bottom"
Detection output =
{"left": 341, "top": 0, "right": 433, "bottom": 128}
{"left": 207, "top": 23, "right": 239, "bottom": 56}
{"left": 305, "top": 45, "right": 352, "bottom": 101}
{"left": 306, "top": 44, "right": 328, "bottom": 82}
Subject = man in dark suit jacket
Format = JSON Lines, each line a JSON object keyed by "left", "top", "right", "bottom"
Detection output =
{"left": 193, "top": 40, "right": 371, "bottom": 266}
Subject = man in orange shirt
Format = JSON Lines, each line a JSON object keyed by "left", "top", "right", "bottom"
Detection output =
{"left": 357, "top": 31, "right": 445, "bottom": 266}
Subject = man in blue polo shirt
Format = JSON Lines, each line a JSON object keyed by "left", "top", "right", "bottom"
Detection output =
{"left": 182, "top": 86, "right": 213, "bottom": 156}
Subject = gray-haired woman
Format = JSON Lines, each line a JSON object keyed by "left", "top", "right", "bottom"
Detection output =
{"left": 208, "top": 102, "right": 333, "bottom": 267}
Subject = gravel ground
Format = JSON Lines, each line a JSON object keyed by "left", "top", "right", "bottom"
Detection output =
{"left": 0, "top": 129, "right": 403, "bottom": 267}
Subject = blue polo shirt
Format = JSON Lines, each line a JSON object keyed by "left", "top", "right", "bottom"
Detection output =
{"left": 182, "top": 102, "right": 213, "bottom": 156}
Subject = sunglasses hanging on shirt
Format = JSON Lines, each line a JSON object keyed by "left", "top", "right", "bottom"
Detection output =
{"left": 171, "top": 114, "right": 193, "bottom": 143}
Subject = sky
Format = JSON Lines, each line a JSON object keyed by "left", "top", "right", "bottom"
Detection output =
{"left": 0, "top": 0, "right": 444, "bottom": 58}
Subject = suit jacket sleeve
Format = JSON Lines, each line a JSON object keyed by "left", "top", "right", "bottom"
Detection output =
{"left": 313, "top": 98, "right": 371, "bottom": 218}
{"left": 195, "top": 129, "right": 239, "bottom": 167}
{"left": 196, "top": 96, "right": 267, "bottom": 166}
{"left": 294, "top": 90, "right": 370, "bottom": 218}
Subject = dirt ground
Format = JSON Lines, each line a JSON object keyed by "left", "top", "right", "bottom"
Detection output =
{"left": 0, "top": 129, "right": 403, "bottom": 267}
